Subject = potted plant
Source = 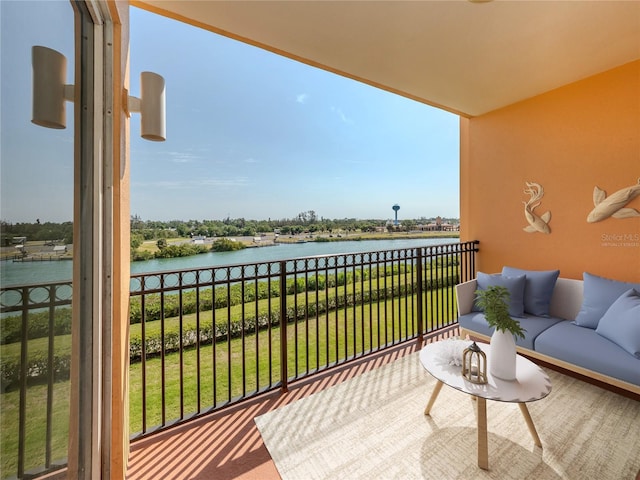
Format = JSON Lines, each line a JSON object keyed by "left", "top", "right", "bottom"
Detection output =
{"left": 475, "top": 285, "right": 526, "bottom": 380}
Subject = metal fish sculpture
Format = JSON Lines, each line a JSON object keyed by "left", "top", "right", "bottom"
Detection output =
{"left": 523, "top": 182, "right": 551, "bottom": 234}
{"left": 587, "top": 178, "right": 640, "bottom": 223}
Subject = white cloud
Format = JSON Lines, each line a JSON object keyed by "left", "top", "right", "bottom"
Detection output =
{"left": 296, "top": 93, "right": 309, "bottom": 104}
{"left": 167, "top": 151, "right": 202, "bottom": 163}
{"left": 331, "top": 106, "right": 353, "bottom": 124}
{"left": 133, "top": 177, "right": 250, "bottom": 189}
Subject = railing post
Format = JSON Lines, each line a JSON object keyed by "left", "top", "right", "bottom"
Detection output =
{"left": 18, "top": 286, "right": 28, "bottom": 479}
{"left": 279, "top": 261, "right": 288, "bottom": 392}
{"left": 46, "top": 285, "right": 56, "bottom": 468}
{"left": 416, "top": 249, "right": 424, "bottom": 347}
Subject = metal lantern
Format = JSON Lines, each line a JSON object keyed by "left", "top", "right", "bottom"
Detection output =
{"left": 462, "top": 341, "right": 488, "bottom": 384}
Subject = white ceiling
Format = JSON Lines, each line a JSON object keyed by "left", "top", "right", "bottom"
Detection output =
{"left": 135, "top": 0, "right": 640, "bottom": 117}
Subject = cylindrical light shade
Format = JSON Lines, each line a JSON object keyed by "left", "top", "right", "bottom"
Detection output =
{"left": 32, "top": 46, "right": 67, "bottom": 129}
{"left": 140, "top": 72, "right": 166, "bottom": 141}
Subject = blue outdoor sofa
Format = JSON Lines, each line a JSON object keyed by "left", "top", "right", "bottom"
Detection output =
{"left": 457, "top": 268, "right": 640, "bottom": 396}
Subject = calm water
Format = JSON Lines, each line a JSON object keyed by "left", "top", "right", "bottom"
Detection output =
{"left": 0, "top": 237, "right": 457, "bottom": 287}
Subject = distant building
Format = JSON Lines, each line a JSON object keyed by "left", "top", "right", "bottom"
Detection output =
{"left": 417, "top": 217, "right": 459, "bottom": 232}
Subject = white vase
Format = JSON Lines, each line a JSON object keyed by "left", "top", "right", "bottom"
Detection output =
{"left": 489, "top": 329, "right": 517, "bottom": 381}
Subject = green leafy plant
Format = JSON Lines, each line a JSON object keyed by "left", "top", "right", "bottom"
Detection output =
{"left": 474, "top": 285, "right": 526, "bottom": 340}
{"left": 211, "top": 238, "right": 246, "bottom": 252}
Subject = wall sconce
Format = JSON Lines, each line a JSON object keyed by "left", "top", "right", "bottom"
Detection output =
{"left": 31, "top": 45, "right": 166, "bottom": 141}
{"left": 126, "top": 72, "right": 166, "bottom": 142}
{"left": 31, "top": 46, "right": 73, "bottom": 129}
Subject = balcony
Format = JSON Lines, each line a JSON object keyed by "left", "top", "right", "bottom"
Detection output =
{"left": 1, "top": 241, "right": 477, "bottom": 479}
{"left": 126, "top": 338, "right": 454, "bottom": 480}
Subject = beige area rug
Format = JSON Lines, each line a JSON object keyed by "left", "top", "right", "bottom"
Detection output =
{"left": 255, "top": 352, "right": 640, "bottom": 480}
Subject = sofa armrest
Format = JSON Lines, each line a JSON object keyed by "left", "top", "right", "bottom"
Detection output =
{"left": 456, "top": 279, "right": 477, "bottom": 316}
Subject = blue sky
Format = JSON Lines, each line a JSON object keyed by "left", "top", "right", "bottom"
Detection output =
{"left": 1, "top": 1, "right": 74, "bottom": 224}
{"left": 1, "top": 2, "right": 460, "bottom": 223}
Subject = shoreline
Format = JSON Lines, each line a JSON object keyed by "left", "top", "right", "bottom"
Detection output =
{"left": 2, "top": 232, "right": 460, "bottom": 264}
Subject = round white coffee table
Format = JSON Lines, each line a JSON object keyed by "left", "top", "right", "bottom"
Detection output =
{"left": 419, "top": 341, "right": 551, "bottom": 470}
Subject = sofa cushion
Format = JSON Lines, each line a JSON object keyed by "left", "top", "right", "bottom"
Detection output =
{"left": 459, "top": 312, "right": 562, "bottom": 350}
{"left": 573, "top": 272, "right": 640, "bottom": 329}
{"left": 501, "top": 266, "right": 560, "bottom": 317}
{"left": 472, "top": 272, "right": 526, "bottom": 318}
{"left": 535, "top": 320, "right": 640, "bottom": 386}
{"left": 595, "top": 289, "right": 640, "bottom": 359}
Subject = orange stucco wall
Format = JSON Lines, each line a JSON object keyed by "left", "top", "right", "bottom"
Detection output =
{"left": 112, "top": 3, "right": 131, "bottom": 478}
{"left": 460, "top": 60, "right": 640, "bottom": 283}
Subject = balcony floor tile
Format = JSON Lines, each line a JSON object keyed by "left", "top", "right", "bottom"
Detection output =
{"left": 127, "top": 329, "right": 459, "bottom": 479}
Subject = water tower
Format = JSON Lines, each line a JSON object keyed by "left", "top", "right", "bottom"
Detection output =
{"left": 392, "top": 204, "right": 400, "bottom": 226}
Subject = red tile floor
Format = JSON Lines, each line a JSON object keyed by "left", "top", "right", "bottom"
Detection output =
{"left": 126, "top": 329, "right": 459, "bottom": 479}
{"left": 126, "top": 325, "right": 640, "bottom": 480}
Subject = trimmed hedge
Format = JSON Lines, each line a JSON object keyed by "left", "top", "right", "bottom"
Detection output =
{"left": 0, "top": 269, "right": 459, "bottom": 390}
{"left": 0, "top": 335, "right": 72, "bottom": 392}
{"left": 0, "top": 309, "right": 72, "bottom": 345}
{"left": 0, "top": 262, "right": 455, "bottom": 341}
{"left": 128, "top": 264, "right": 404, "bottom": 324}
{"left": 129, "top": 273, "right": 459, "bottom": 361}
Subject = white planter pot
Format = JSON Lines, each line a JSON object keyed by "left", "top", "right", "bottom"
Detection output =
{"left": 489, "top": 329, "right": 517, "bottom": 381}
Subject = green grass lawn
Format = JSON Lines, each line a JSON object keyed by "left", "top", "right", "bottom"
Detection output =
{"left": 0, "top": 381, "right": 69, "bottom": 477}
{"left": 128, "top": 288, "right": 455, "bottom": 434}
{"left": 1, "top": 281, "right": 457, "bottom": 477}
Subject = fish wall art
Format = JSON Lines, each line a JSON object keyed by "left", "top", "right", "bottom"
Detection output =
{"left": 587, "top": 178, "right": 640, "bottom": 223}
{"left": 523, "top": 182, "right": 551, "bottom": 234}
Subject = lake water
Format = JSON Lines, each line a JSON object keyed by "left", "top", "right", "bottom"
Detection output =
{"left": 0, "top": 237, "right": 457, "bottom": 287}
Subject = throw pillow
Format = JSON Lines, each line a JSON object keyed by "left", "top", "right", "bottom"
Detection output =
{"left": 595, "top": 289, "right": 640, "bottom": 359}
{"left": 573, "top": 272, "right": 640, "bottom": 329}
{"left": 502, "top": 266, "right": 560, "bottom": 317}
{"left": 472, "top": 272, "right": 526, "bottom": 318}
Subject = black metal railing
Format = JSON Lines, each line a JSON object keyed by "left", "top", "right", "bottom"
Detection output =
{"left": 127, "top": 241, "right": 478, "bottom": 437}
{"left": 0, "top": 281, "right": 72, "bottom": 480}
{"left": 0, "top": 240, "right": 479, "bottom": 479}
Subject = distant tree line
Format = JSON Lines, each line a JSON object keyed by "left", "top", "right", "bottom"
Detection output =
{"left": 0, "top": 213, "right": 459, "bottom": 248}
{"left": 0, "top": 220, "right": 73, "bottom": 246}
{"left": 129, "top": 212, "right": 459, "bottom": 240}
